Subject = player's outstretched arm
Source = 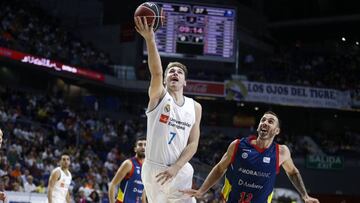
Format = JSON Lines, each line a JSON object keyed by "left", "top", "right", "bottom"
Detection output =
{"left": 108, "top": 160, "right": 133, "bottom": 203}
{"left": 134, "top": 17, "right": 165, "bottom": 109}
{"left": 280, "top": 145, "right": 320, "bottom": 203}
{"left": 47, "top": 169, "right": 60, "bottom": 203}
{"left": 181, "top": 139, "right": 238, "bottom": 198}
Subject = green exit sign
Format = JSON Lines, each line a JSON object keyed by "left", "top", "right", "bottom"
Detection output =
{"left": 306, "top": 155, "right": 344, "bottom": 170}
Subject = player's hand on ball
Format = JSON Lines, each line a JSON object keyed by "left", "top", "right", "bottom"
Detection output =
{"left": 155, "top": 164, "right": 181, "bottom": 185}
{"left": 134, "top": 16, "right": 155, "bottom": 40}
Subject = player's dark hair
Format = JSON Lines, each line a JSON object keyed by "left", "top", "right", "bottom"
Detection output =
{"left": 60, "top": 152, "right": 70, "bottom": 159}
{"left": 135, "top": 136, "right": 146, "bottom": 147}
{"left": 263, "top": 111, "right": 281, "bottom": 128}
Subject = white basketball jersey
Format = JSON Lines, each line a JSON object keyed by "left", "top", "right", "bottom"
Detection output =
{"left": 146, "top": 92, "right": 196, "bottom": 165}
{"left": 52, "top": 167, "right": 72, "bottom": 203}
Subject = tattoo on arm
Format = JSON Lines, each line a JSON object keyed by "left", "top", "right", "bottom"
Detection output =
{"left": 288, "top": 172, "right": 308, "bottom": 197}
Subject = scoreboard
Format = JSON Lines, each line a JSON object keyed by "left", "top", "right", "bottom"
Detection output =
{"left": 143, "top": 2, "right": 236, "bottom": 62}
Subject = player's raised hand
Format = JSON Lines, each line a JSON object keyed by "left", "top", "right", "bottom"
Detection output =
{"left": 134, "top": 16, "right": 155, "bottom": 41}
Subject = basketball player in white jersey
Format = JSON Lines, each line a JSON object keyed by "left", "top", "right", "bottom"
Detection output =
{"left": 47, "top": 153, "right": 72, "bottom": 203}
{"left": 135, "top": 17, "right": 202, "bottom": 203}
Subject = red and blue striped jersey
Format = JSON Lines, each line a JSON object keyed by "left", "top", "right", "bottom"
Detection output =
{"left": 116, "top": 157, "right": 144, "bottom": 203}
{"left": 221, "top": 136, "right": 279, "bottom": 203}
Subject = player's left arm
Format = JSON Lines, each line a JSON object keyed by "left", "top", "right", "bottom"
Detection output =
{"left": 156, "top": 101, "right": 202, "bottom": 185}
{"left": 174, "top": 101, "right": 202, "bottom": 168}
{"left": 280, "top": 145, "right": 320, "bottom": 203}
{"left": 66, "top": 190, "right": 71, "bottom": 203}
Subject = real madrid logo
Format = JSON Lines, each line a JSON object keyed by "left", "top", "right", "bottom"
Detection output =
{"left": 164, "top": 104, "right": 170, "bottom": 113}
{"left": 241, "top": 152, "right": 248, "bottom": 159}
{"left": 225, "top": 80, "right": 248, "bottom": 101}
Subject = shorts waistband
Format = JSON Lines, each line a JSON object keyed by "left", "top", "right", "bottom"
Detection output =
{"left": 144, "top": 159, "right": 171, "bottom": 167}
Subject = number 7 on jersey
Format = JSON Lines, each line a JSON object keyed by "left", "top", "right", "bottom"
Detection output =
{"left": 168, "top": 132, "right": 176, "bottom": 144}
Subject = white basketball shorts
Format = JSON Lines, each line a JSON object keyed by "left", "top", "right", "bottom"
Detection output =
{"left": 142, "top": 160, "right": 196, "bottom": 203}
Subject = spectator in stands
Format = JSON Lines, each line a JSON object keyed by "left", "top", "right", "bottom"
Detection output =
{"left": 20, "top": 169, "right": 30, "bottom": 186}
{"left": 88, "top": 190, "right": 100, "bottom": 203}
{"left": 77, "top": 190, "right": 87, "bottom": 203}
{"left": 10, "top": 163, "right": 21, "bottom": 179}
{"left": 35, "top": 180, "right": 46, "bottom": 193}
{"left": 11, "top": 181, "right": 24, "bottom": 192}
{"left": 23, "top": 175, "right": 37, "bottom": 193}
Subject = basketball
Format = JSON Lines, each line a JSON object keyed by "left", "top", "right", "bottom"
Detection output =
{"left": 134, "top": 2, "right": 164, "bottom": 31}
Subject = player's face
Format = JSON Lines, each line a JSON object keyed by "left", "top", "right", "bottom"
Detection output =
{"left": 164, "top": 66, "right": 186, "bottom": 90}
{"left": 60, "top": 155, "right": 71, "bottom": 169}
{"left": 134, "top": 140, "right": 146, "bottom": 158}
{"left": 257, "top": 114, "right": 280, "bottom": 140}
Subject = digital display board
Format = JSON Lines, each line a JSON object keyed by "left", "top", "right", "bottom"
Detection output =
{"left": 0, "top": 47, "right": 105, "bottom": 81}
{"left": 143, "top": 2, "right": 236, "bottom": 62}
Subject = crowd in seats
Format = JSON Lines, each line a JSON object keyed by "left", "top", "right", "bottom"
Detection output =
{"left": 137, "top": 42, "right": 360, "bottom": 91}
{"left": 0, "top": 0, "right": 113, "bottom": 75}
{"left": 242, "top": 44, "right": 360, "bottom": 90}
{"left": 312, "top": 129, "right": 360, "bottom": 156}
{"left": 0, "top": 88, "right": 145, "bottom": 202}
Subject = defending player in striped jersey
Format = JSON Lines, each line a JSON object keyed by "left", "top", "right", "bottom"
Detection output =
{"left": 109, "top": 136, "right": 147, "bottom": 203}
{"left": 182, "top": 111, "right": 319, "bottom": 203}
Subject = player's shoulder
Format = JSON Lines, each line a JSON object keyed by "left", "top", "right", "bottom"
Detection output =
{"left": 228, "top": 139, "right": 241, "bottom": 151}
{"left": 193, "top": 100, "right": 201, "bottom": 106}
{"left": 51, "top": 167, "right": 61, "bottom": 176}
{"left": 124, "top": 158, "right": 134, "bottom": 165}
{"left": 193, "top": 100, "right": 202, "bottom": 111}
{"left": 122, "top": 159, "right": 134, "bottom": 169}
{"left": 278, "top": 144, "right": 291, "bottom": 156}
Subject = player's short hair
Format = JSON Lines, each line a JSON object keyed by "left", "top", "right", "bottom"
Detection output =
{"left": 60, "top": 152, "right": 70, "bottom": 159}
{"left": 165, "top": 62, "right": 188, "bottom": 79}
{"left": 135, "top": 136, "right": 146, "bottom": 147}
{"left": 263, "top": 111, "right": 281, "bottom": 128}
